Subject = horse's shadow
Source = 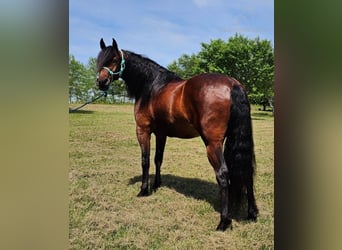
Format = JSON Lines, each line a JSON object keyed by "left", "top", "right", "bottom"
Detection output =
{"left": 129, "top": 174, "right": 249, "bottom": 220}
{"left": 129, "top": 174, "right": 220, "bottom": 212}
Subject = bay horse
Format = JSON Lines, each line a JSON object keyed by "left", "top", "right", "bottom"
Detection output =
{"left": 96, "top": 38, "right": 258, "bottom": 231}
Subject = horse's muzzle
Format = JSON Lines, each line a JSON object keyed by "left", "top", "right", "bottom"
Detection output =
{"left": 96, "top": 78, "right": 111, "bottom": 91}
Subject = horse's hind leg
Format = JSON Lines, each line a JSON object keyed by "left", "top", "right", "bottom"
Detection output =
{"left": 206, "top": 142, "right": 232, "bottom": 231}
{"left": 153, "top": 135, "right": 167, "bottom": 191}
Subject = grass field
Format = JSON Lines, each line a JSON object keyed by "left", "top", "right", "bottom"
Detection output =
{"left": 69, "top": 104, "right": 274, "bottom": 249}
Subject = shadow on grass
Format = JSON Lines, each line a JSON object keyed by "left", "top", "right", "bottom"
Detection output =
{"left": 129, "top": 174, "right": 250, "bottom": 220}
{"left": 69, "top": 109, "right": 96, "bottom": 114}
{"left": 129, "top": 174, "right": 220, "bottom": 212}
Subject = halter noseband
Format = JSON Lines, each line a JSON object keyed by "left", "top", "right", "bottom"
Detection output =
{"left": 100, "top": 50, "right": 126, "bottom": 81}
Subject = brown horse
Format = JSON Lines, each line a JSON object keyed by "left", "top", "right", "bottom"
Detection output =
{"left": 96, "top": 38, "right": 258, "bottom": 231}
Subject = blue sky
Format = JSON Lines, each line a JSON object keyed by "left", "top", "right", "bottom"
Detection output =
{"left": 69, "top": 0, "right": 273, "bottom": 67}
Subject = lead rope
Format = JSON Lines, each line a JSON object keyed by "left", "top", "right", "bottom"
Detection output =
{"left": 69, "top": 91, "right": 107, "bottom": 113}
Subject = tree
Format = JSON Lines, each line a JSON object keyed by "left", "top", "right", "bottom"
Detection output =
{"left": 69, "top": 55, "right": 89, "bottom": 103}
{"left": 86, "top": 57, "right": 101, "bottom": 101}
{"left": 168, "top": 53, "right": 201, "bottom": 79}
{"left": 167, "top": 34, "right": 274, "bottom": 108}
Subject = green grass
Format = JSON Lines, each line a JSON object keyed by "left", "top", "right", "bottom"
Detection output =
{"left": 69, "top": 104, "right": 274, "bottom": 249}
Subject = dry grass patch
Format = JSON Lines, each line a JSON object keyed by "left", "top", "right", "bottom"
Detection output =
{"left": 70, "top": 104, "right": 273, "bottom": 249}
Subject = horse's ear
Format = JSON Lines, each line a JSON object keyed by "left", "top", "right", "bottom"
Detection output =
{"left": 112, "top": 38, "right": 119, "bottom": 52}
{"left": 100, "top": 38, "right": 106, "bottom": 50}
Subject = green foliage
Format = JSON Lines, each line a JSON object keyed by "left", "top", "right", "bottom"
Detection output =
{"left": 168, "top": 53, "right": 201, "bottom": 79}
{"left": 69, "top": 55, "right": 97, "bottom": 103}
{"left": 168, "top": 34, "right": 274, "bottom": 106}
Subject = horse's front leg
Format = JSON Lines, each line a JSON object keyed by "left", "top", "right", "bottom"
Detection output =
{"left": 153, "top": 135, "right": 167, "bottom": 191}
{"left": 136, "top": 126, "right": 151, "bottom": 197}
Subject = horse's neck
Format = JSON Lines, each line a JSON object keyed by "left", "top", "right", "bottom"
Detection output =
{"left": 122, "top": 52, "right": 152, "bottom": 82}
{"left": 121, "top": 51, "right": 182, "bottom": 101}
{"left": 120, "top": 52, "right": 154, "bottom": 100}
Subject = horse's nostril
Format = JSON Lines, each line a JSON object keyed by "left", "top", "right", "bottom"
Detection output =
{"left": 96, "top": 78, "right": 110, "bottom": 91}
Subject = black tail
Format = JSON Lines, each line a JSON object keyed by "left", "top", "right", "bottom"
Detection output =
{"left": 224, "top": 84, "right": 256, "bottom": 219}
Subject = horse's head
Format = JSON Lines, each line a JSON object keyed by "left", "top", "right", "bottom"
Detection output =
{"left": 96, "top": 38, "right": 125, "bottom": 91}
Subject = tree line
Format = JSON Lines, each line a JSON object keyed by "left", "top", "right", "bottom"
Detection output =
{"left": 69, "top": 34, "right": 274, "bottom": 109}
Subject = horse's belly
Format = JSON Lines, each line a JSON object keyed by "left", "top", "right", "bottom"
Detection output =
{"left": 168, "top": 125, "right": 199, "bottom": 138}
{"left": 156, "top": 120, "right": 200, "bottom": 138}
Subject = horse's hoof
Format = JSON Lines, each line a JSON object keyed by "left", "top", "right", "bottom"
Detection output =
{"left": 247, "top": 207, "right": 259, "bottom": 221}
{"left": 247, "top": 212, "right": 258, "bottom": 221}
{"left": 216, "top": 218, "right": 232, "bottom": 231}
{"left": 152, "top": 182, "right": 161, "bottom": 192}
{"left": 137, "top": 189, "right": 149, "bottom": 197}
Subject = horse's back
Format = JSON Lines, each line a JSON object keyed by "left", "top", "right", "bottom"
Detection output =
{"left": 185, "top": 73, "right": 239, "bottom": 93}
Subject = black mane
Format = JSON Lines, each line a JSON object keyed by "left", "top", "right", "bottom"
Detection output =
{"left": 120, "top": 51, "right": 183, "bottom": 104}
